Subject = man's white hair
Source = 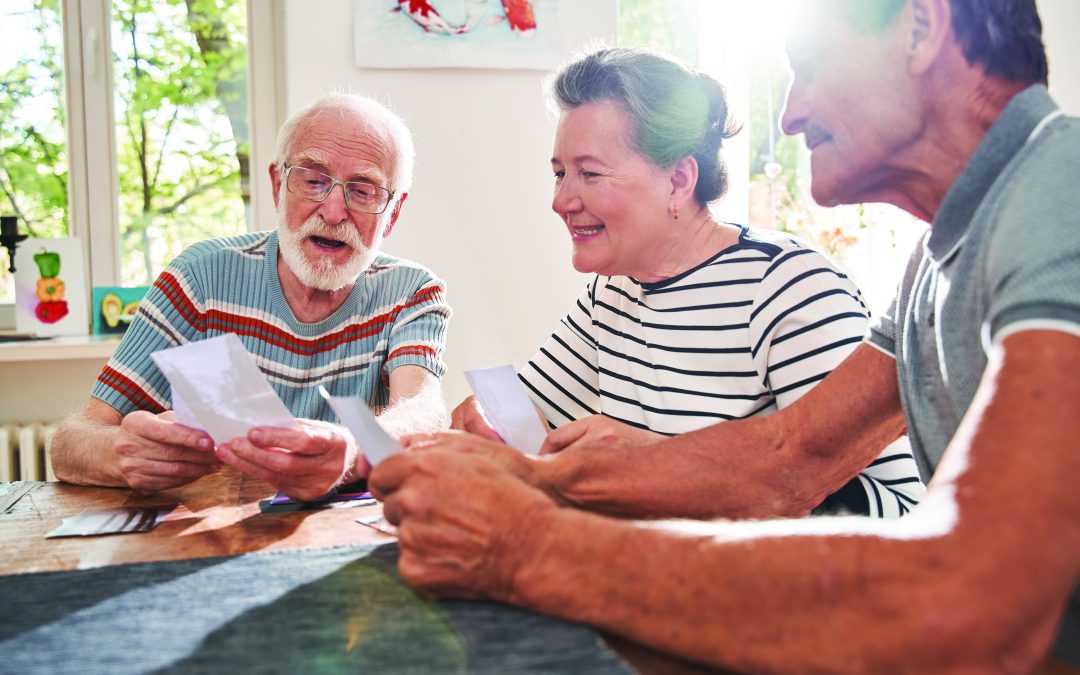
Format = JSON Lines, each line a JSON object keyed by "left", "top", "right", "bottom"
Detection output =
{"left": 274, "top": 92, "right": 415, "bottom": 199}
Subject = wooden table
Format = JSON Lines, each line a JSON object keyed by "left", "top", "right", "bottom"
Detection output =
{"left": 0, "top": 472, "right": 719, "bottom": 675}
{"left": 0, "top": 470, "right": 388, "bottom": 574}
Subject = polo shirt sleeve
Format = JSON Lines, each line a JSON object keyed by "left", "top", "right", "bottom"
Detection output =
{"left": 91, "top": 260, "right": 207, "bottom": 416}
{"left": 519, "top": 278, "right": 602, "bottom": 428}
{"left": 865, "top": 301, "right": 897, "bottom": 357}
{"left": 986, "top": 121, "right": 1080, "bottom": 344}
{"left": 384, "top": 271, "right": 451, "bottom": 379}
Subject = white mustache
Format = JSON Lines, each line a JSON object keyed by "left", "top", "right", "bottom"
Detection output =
{"left": 297, "top": 215, "right": 364, "bottom": 250}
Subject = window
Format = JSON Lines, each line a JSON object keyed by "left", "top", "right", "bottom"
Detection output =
{"left": 0, "top": 0, "right": 280, "bottom": 305}
{"left": 619, "top": 0, "right": 927, "bottom": 311}
{"left": 0, "top": 0, "right": 69, "bottom": 301}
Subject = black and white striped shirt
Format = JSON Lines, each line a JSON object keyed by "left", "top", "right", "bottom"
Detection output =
{"left": 521, "top": 226, "right": 924, "bottom": 517}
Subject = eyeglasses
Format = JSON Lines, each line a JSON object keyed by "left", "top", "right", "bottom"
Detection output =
{"left": 283, "top": 165, "right": 395, "bottom": 214}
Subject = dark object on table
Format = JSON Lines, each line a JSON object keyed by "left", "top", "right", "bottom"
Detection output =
{"left": 0, "top": 216, "right": 29, "bottom": 273}
{"left": 258, "top": 478, "right": 373, "bottom": 513}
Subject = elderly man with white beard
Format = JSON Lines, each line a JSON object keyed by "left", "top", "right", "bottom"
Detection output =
{"left": 51, "top": 94, "right": 451, "bottom": 501}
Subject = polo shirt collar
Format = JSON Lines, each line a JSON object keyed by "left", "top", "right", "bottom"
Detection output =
{"left": 927, "top": 84, "right": 1059, "bottom": 261}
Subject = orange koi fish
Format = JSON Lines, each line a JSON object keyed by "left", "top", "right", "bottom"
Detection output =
{"left": 500, "top": 0, "right": 536, "bottom": 34}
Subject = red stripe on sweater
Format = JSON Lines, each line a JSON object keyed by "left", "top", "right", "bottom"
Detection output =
{"left": 154, "top": 272, "right": 205, "bottom": 331}
{"left": 98, "top": 366, "right": 165, "bottom": 414}
{"left": 153, "top": 274, "right": 445, "bottom": 355}
{"left": 387, "top": 345, "right": 438, "bottom": 362}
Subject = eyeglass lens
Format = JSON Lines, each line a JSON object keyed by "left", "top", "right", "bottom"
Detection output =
{"left": 287, "top": 166, "right": 390, "bottom": 213}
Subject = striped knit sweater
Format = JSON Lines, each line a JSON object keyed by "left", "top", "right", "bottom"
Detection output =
{"left": 93, "top": 231, "right": 450, "bottom": 422}
{"left": 521, "top": 226, "right": 925, "bottom": 518}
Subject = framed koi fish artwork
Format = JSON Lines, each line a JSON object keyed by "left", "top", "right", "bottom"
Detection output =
{"left": 354, "top": 0, "right": 562, "bottom": 69}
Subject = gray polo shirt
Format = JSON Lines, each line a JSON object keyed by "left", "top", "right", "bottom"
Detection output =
{"left": 866, "top": 85, "right": 1080, "bottom": 661}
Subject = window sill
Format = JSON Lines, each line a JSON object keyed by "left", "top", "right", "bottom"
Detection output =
{"left": 0, "top": 334, "right": 121, "bottom": 363}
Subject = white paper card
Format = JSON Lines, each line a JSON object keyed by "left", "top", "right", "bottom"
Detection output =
{"left": 318, "top": 386, "right": 403, "bottom": 466}
{"left": 150, "top": 334, "right": 296, "bottom": 444}
{"left": 170, "top": 387, "right": 198, "bottom": 430}
{"left": 464, "top": 365, "right": 546, "bottom": 455}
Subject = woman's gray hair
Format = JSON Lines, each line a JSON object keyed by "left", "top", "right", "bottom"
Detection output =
{"left": 274, "top": 93, "right": 415, "bottom": 197}
{"left": 549, "top": 47, "right": 739, "bottom": 204}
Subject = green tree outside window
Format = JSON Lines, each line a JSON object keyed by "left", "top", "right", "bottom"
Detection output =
{"left": 0, "top": 0, "right": 250, "bottom": 301}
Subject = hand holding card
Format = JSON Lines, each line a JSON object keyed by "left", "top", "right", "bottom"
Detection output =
{"left": 151, "top": 334, "right": 296, "bottom": 445}
{"left": 318, "top": 386, "right": 404, "bottom": 467}
{"left": 465, "top": 365, "right": 547, "bottom": 455}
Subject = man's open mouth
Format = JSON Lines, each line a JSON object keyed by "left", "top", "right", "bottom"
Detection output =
{"left": 309, "top": 235, "right": 348, "bottom": 249}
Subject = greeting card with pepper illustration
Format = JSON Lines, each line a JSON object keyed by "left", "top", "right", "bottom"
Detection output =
{"left": 13, "top": 238, "right": 88, "bottom": 337}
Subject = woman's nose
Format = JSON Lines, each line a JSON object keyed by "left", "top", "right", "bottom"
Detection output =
{"left": 551, "top": 179, "right": 580, "bottom": 215}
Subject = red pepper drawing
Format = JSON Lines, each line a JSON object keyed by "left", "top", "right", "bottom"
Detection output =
{"left": 35, "top": 300, "right": 69, "bottom": 324}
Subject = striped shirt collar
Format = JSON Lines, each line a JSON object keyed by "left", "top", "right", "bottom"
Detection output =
{"left": 928, "top": 84, "right": 1060, "bottom": 262}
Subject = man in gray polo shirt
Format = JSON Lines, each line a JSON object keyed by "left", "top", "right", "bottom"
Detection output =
{"left": 370, "top": 0, "right": 1080, "bottom": 671}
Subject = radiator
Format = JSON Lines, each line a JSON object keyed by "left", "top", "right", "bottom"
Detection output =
{"left": 0, "top": 422, "right": 58, "bottom": 482}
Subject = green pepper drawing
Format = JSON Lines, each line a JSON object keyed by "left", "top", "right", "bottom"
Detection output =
{"left": 33, "top": 249, "right": 61, "bottom": 279}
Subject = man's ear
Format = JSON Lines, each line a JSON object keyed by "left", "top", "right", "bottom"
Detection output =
{"left": 269, "top": 163, "right": 283, "bottom": 209}
{"left": 907, "top": 0, "right": 951, "bottom": 75}
{"left": 384, "top": 192, "right": 408, "bottom": 237}
{"left": 670, "top": 155, "right": 699, "bottom": 203}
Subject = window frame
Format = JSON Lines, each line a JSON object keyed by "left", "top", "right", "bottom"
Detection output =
{"left": 48, "top": 0, "right": 284, "bottom": 290}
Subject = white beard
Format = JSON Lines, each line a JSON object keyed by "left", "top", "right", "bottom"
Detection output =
{"left": 277, "top": 211, "right": 379, "bottom": 292}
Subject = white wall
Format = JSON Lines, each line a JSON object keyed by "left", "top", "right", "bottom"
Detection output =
{"left": 278, "top": 0, "right": 617, "bottom": 407}
{"left": 1039, "top": 0, "right": 1080, "bottom": 114}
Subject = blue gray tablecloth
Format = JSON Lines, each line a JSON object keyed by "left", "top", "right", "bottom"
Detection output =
{"left": 0, "top": 542, "right": 632, "bottom": 674}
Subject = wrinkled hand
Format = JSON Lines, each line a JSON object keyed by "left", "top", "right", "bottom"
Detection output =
{"left": 449, "top": 395, "right": 502, "bottom": 441}
{"left": 539, "top": 414, "right": 665, "bottom": 455}
{"left": 370, "top": 447, "right": 558, "bottom": 601}
{"left": 216, "top": 419, "right": 359, "bottom": 502}
{"left": 114, "top": 410, "right": 220, "bottom": 492}
{"left": 400, "top": 430, "right": 539, "bottom": 487}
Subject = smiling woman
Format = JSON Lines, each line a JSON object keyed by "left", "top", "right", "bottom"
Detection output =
{"left": 449, "top": 47, "right": 927, "bottom": 519}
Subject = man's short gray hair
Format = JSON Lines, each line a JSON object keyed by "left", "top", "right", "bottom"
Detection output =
{"left": 832, "top": 0, "right": 1047, "bottom": 85}
{"left": 274, "top": 93, "right": 415, "bottom": 198}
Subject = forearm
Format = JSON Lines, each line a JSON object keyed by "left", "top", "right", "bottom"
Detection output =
{"left": 509, "top": 502, "right": 1056, "bottom": 675}
{"left": 534, "top": 409, "right": 902, "bottom": 519}
{"left": 50, "top": 407, "right": 127, "bottom": 487}
{"left": 376, "top": 387, "right": 449, "bottom": 438}
{"left": 511, "top": 334, "right": 1080, "bottom": 673}
{"left": 534, "top": 344, "right": 905, "bottom": 519}
{"left": 510, "top": 506, "right": 906, "bottom": 672}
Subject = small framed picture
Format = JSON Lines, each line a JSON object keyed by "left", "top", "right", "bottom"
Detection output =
{"left": 13, "top": 238, "right": 89, "bottom": 337}
{"left": 91, "top": 285, "right": 151, "bottom": 335}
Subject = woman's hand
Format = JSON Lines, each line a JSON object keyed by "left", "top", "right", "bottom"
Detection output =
{"left": 449, "top": 395, "right": 503, "bottom": 441}
{"left": 539, "top": 415, "right": 665, "bottom": 455}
